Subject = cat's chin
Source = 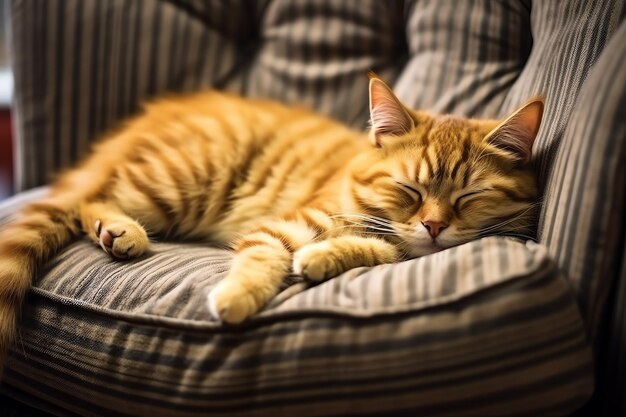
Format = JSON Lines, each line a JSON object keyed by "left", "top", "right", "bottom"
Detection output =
{"left": 404, "top": 234, "right": 476, "bottom": 257}
{"left": 405, "top": 242, "right": 444, "bottom": 258}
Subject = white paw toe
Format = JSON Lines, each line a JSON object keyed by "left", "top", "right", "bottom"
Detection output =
{"left": 208, "top": 282, "right": 258, "bottom": 324}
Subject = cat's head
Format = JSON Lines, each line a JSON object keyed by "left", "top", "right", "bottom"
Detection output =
{"left": 350, "top": 75, "right": 543, "bottom": 257}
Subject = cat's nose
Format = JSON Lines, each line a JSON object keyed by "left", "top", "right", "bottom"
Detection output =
{"left": 422, "top": 220, "right": 448, "bottom": 238}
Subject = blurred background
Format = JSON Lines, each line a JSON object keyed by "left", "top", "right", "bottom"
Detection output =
{"left": 0, "top": 0, "right": 12, "bottom": 201}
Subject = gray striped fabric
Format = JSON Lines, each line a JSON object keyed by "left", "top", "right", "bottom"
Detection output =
{"left": 11, "top": 0, "right": 250, "bottom": 189}
{"left": 538, "top": 19, "right": 626, "bottom": 342}
{"left": 395, "top": 0, "right": 532, "bottom": 117}
{"left": 0, "top": 191, "right": 593, "bottom": 416}
{"left": 501, "top": 0, "right": 625, "bottom": 191}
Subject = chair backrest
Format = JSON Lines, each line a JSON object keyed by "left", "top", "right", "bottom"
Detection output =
{"left": 10, "top": 0, "right": 533, "bottom": 189}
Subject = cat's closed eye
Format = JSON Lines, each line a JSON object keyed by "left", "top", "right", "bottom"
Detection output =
{"left": 453, "top": 190, "right": 486, "bottom": 211}
{"left": 395, "top": 181, "right": 423, "bottom": 202}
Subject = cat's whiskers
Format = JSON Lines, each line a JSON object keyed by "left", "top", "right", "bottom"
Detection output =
{"left": 329, "top": 213, "right": 395, "bottom": 227}
{"left": 324, "top": 214, "right": 399, "bottom": 239}
{"left": 336, "top": 221, "right": 396, "bottom": 234}
{"left": 500, "top": 232, "right": 536, "bottom": 241}
{"left": 476, "top": 203, "right": 540, "bottom": 235}
{"left": 315, "top": 223, "right": 397, "bottom": 241}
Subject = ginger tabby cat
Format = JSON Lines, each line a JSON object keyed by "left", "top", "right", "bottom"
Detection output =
{"left": 0, "top": 76, "right": 543, "bottom": 371}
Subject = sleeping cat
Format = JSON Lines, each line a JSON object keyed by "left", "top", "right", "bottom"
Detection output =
{"left": 0, "top": 75, "right": 543, "bottom": 370}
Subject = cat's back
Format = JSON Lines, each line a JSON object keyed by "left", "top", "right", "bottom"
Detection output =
{"left": 121, "top": 90, "right": 361, "bottom": 158}
{"left": 85, "top": 91, "right": 366, "bottom": 240}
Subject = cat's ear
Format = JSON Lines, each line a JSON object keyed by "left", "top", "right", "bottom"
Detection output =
{"left": 368, "top": 74, "right": 415, "bottom": 147}
{"left": 484, "top": 97, "right": 544, "bottom": 163}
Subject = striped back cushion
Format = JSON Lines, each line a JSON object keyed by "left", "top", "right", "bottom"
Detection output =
{"left": 536, "top": 20, "right": 626, "bottom": 339}
{"left": 500, "top": 0, "right": 625, "bottom": 190}
{"left": 394, "top": 0, "right": 532, "bottom": 116}
{"left": 10, "top": 0, "right": 258, "bottom": 189}
{"left": 10, "top": 0, "right": 532, "bottom": 190}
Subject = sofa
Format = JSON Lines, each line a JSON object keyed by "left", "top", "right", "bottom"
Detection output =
{"left": 1, "top": 1, "right": 625, "bottom": 416}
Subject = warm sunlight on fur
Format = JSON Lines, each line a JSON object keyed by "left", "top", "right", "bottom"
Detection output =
{"left": 0, "top": 76, "right": 544, "bottom": 370}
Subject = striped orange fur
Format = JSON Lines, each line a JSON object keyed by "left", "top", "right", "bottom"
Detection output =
{"left": 0, "top": 77, "right": 543, "bottom": 370}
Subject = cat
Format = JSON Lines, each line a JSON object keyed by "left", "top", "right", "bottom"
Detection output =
{"left": 0, "top": 75, "right": 543, "bottom": 371}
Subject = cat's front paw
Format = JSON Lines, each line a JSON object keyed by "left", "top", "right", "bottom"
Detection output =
{"left": 94, "top": 220, "right": 149, "bottom": 259}
{"left": 292, "top": 242, "right": 341, "bottom": 282}
{"left": 208, "top": 280, "right": 259, "bottom": 324}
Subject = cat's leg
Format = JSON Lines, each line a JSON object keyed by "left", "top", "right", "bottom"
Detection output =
{"left": 79, "top": 201, "right": 150, "bottom": 259}
{"left": 208, "top": 219, "right": 319, "bottom": 324}
{"left": 292, "top": 236, "right": 400, "bottom": 282}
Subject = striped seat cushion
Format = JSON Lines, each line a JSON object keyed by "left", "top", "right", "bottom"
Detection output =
{"left": 1, "top": 191, "right": 593, "bottom": 416}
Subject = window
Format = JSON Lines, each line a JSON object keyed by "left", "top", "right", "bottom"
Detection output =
{"left": 0, "top": 0, "right": 12, "bottom": 105}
